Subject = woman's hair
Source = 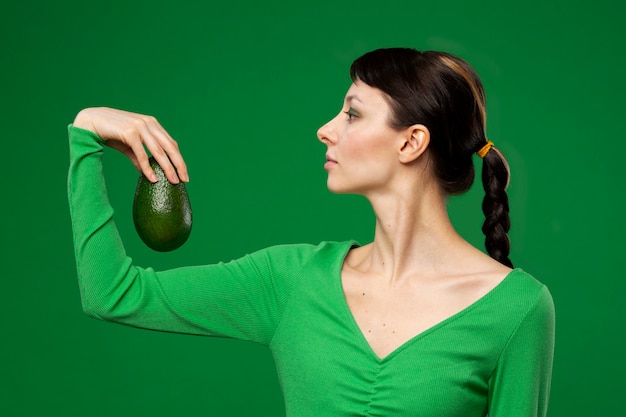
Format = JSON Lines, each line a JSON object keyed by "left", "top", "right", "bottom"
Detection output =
{"left": 350, "top": 48, "right": 513, "bottom": 268}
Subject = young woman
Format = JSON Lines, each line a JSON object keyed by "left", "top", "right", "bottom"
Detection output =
{"left": 68, "top": 48, "right": 554, "bottom": 417}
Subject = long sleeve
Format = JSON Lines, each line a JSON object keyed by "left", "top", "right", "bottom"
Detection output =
{"left": 487, "top": 285, "right": 555, "bottom": 417}
{"left": 67, "top": 124, "right": 302, "bottom": 345}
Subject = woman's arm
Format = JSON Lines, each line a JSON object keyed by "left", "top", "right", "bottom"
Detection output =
{"left": 67, "top": 109, "right": 289, "bottom": 344}
{"left": 487, "top": 285, "right": 555, "bottom": 416}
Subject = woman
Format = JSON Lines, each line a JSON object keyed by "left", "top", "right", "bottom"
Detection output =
{"left": 68, "top": 48, "right": 554, "bottom": 416}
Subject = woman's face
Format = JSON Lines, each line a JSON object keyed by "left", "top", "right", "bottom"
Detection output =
{"left": 317, "top": 79, "right": 404, "bottom": 195}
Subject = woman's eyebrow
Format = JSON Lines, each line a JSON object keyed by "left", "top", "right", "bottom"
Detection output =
{"left": 345, "top": 94, "right": 363, "bottom": 104}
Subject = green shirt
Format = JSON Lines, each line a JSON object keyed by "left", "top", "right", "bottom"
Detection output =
{"left": 67, "top": 125, "right": 555, "bottom": 417}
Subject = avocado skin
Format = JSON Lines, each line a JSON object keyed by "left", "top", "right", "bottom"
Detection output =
{"left": 133, "top": 157, "right": 192, "bottom": 252}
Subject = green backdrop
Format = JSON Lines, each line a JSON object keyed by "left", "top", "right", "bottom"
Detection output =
{"left": 2, "top": 0, "right": 624, "bottom": 415}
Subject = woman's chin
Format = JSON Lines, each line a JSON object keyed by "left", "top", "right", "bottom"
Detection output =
{"left": 326, "top": 180, "right": 359, "bottom": 195}
{"left": 326, "top": 182, "right": 345, "bottom": 194}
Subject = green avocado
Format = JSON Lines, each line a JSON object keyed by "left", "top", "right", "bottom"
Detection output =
{"left": 133, "top": 157, "right": 192, "bottom": 252}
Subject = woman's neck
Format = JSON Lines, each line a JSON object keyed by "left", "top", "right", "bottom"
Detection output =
{"left": 353, "top": 185, "right": 471, "bottom": 284}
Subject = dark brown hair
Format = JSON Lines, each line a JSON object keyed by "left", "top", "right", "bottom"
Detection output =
{"left": 351, "top": 48, "right": 513, "bottom": 267}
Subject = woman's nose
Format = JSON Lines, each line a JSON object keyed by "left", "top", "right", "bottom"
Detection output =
{"left": 317, "top": 117, "right": 335, "bottom": 145}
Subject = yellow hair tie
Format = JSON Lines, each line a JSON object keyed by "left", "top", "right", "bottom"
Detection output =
{"left": 477, "top": 141, "right": 494, "bottom": 159}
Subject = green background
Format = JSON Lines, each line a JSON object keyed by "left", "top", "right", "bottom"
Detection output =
{"left": 2, "top": 0, "right": 624, "bottom": 415}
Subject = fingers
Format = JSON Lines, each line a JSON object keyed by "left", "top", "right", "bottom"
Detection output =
{"left": 137, "top": 116, "right": 188, "bottom": 184}
{"left": 129, "top": 139, "right": 158, "bottom": 183}
{"left": 82, "top": 108, "right": 189, "bottom": 184}
{"left": 145, "top": 120, "right": 188, "bottom": 184}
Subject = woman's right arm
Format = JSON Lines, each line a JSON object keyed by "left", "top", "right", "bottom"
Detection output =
{"left": 67, "top": 108, "right": 285, "bottom": 344}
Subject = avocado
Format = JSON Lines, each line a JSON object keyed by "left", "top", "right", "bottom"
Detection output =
{"left": 133, "top": 157, "right": 192, "bottom": 252}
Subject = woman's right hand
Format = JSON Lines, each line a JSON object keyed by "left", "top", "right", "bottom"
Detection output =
{"left": 73, "top": 107, "right": 188, "bottom": 184}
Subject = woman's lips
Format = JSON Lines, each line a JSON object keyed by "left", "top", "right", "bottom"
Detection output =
{"left": 325, "top": 154, "right": 337, "bottom": 170}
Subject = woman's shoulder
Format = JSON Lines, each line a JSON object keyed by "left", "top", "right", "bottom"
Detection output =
{"left": 495, "top": 268, "right": 554, "bottom": 319}
{"left": 248, "top": 240, "right": 358, "bottom": 268}
{"left": 504, "top": 268, "right": 551, "bottom": 296}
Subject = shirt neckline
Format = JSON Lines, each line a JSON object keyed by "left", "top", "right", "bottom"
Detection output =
{"left": 333, "top": 241, "right": 519, "bottom": 363}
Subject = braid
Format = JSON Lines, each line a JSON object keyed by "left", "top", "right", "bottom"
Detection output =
{"left": 437, "top": 54, "right": 514, "bottom": 267}
{"left": 481, "top": 148, "right": 513, "bottom": 268}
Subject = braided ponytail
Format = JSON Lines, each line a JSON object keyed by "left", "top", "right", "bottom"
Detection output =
{"left": 480, "top": 147, "right": 513, "bottom": 267}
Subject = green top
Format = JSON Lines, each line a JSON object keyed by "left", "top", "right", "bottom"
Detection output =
{"left": 67, "top": 125, "right": 555, "bottom": 417}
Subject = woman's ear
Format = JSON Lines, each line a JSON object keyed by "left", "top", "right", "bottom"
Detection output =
{"left": 398, "top": 124, "right": 430, "bottom": 164}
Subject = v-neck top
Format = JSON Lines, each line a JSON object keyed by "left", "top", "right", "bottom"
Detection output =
{"left": 67, "top": 125, "right": 555, "bottom": 417}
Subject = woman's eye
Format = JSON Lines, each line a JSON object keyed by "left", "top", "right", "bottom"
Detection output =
{"left": 344, "top": 108, "right": 359, "bottom": 121}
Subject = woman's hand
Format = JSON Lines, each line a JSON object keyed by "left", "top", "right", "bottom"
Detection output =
{"left": 73, "top": 107, "right": 188, "bottom": 184}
